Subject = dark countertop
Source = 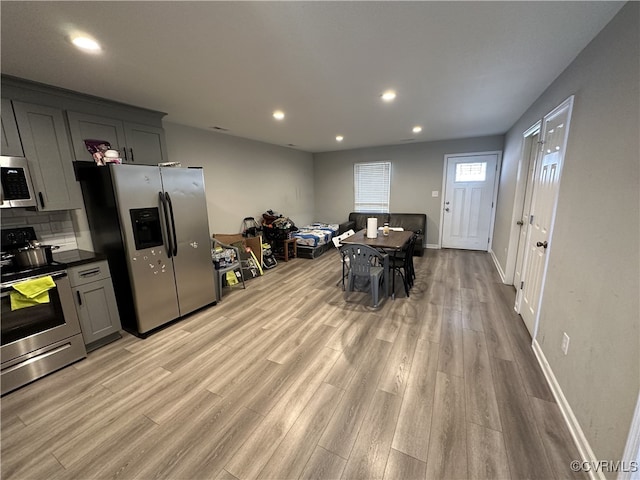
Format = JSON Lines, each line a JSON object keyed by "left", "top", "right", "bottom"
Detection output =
{"left": 53, "top": 249, "right": 107, "bottom": 268}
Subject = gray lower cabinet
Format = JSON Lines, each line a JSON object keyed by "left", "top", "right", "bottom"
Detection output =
{"left": 1, "top": 98, "right": 24, "bottom": 157}
{"left": 67, "top": 111, "right": 167, "bottom": 165}
{"left": 12, "top": 101, "right": 83, "bottom": 210}
{"left": 69, "top": 260, "right": 122, "bottom": 352}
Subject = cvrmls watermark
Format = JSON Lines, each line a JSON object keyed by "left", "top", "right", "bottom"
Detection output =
{"left": 570, "top": 460, "right": 638, "bottom": 473}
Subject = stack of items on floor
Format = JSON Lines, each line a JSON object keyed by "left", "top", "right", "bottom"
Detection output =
{"left": 261, "top": 210, "right": 298, "bottom": 260}
{"left": 212, "top": 234, "right": 267, "bottom": 282}
{"left": 211, "top": 240, "right": 244, "bottom": 290}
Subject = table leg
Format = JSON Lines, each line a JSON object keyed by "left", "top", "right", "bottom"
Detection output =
{"left": 392, "top": 250, "right": 397, "bottom": 299}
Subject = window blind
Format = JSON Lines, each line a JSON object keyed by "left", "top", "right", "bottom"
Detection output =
{"left": 354, "top": 161, "right": 391, "bottom": 213}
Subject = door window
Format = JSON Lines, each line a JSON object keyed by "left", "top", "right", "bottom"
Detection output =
{"left": 455, "top": 162, "right": 487, "bottom": 182}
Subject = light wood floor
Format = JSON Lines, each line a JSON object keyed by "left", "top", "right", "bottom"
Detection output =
{"left": 1, "top": 248, "right": 585, "bottom": 480}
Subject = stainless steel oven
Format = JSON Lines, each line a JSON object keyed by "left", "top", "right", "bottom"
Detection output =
{"left": 1, "top": 227, "right": 86, "bottom": 395}
{"left": 1, "top": 269, "right": 87, "bottom": 395}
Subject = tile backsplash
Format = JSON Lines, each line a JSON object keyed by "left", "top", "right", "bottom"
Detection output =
{"left": 1, "top": 209, "right": 79, "bottom": 251}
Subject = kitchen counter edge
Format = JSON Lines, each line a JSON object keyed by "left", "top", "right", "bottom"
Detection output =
{"left": 53, "top": 249, "right": 107, "bottom": 268}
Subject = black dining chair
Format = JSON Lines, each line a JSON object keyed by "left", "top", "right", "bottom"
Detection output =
{"left": 340, "top": 244, "right": 389, "bottom": 307}
{"left": 333, "top": 229, "right": 355, "bottom": 289}
{"left": 389, "top": 233, "right": 417, "bottom": 297}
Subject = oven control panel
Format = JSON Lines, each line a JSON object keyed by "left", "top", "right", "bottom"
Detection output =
{"left": 1, "top": 226, "right": 37, "bottom": 250}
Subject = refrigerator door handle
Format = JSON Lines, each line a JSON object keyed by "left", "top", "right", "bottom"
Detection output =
{"left": 165, "top": 192, "right": 178, "bottom": 257}
{"left": 159, "top": 191, "right": 173, "bottom": 258}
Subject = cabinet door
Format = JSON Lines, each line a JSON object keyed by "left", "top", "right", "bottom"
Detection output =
{"left": 124, "top": 122, "right": 168, "bottom": 165}
{"left": 12, "top": 101, "right": 83, "bottom": 210}
{"left": 1, "top": 99, "right": 24, "bottom": 157}
{"left": 67, "top": 111, "right": 127, "bottom": 162}
{"left": 74, "top": 278, "right": 122, "bottom": 346}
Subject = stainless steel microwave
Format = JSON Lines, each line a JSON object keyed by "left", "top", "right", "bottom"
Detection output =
{"left": 0, "top": 156, "right": 37, "bottom": 208}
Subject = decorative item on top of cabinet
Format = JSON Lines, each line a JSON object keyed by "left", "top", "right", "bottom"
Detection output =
{"left": 67, "top": 111, "right": 168, "bottom": 165}
{"left": 68, "top": 260, "right": 122, "bottom": 352}
{"left": 12, "top": 101, "right": 83, "bottom": 210}
{"left": 1, "top": 98, "right": 24, "bottom": 157}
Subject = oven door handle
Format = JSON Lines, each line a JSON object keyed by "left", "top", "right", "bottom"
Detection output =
{"left": 1, "top": 271, "right": 67, "bottom": 293}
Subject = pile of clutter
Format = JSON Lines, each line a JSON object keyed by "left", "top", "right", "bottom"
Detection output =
{"left": 262, "top": 209, "right": 297, "bottom": 231}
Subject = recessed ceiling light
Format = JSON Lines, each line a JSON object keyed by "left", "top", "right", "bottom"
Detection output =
{"left": 273, "top": 110, "right": 285, "bottom": 120}
{"left": 71, "top": 35, "right": 101, "bottom": 52}
{"left": 381, "top": 90, "right": 396, "bottom": 102}
{"left": 412, "top": 126, "right": 423, "bottom": 134}
{"left": 336, "top": 135, "right": 344, "bottom": 142}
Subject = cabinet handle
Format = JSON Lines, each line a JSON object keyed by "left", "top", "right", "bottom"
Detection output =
{"left": 129, "top": 148, "right": 135, "bottom": 163}
{"left": 76, "top": 291, "right": 82, "bottom": 306}
{"left": 38, "top": 192, "right": 45, "bottom": 209}
{"left": 122, "top": 148, "right": 128, "bottom": 162}
{"left": 79, "top": 268, "right": 101, "bottom": 278}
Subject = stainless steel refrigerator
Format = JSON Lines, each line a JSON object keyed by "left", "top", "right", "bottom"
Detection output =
{"left": 76, "top": 162, "right": 216, "bottom": 336}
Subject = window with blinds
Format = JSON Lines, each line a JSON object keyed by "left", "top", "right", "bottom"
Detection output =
{"left": 354, "top": 161, "right": 391, "bottom": 213}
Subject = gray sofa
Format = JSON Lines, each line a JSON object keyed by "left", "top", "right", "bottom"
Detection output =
{"left": 340, "top": 212, "right": 426, "bottom": 256}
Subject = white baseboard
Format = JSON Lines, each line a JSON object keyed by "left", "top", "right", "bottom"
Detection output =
{"left": 619, "top": 392, "right": 640, "bottom": 480}
{"left": 489, "top": 248, "right": 507, "bottom": 283}
{"left": 426, "top": 243, "right": 440, "bottom": 249}
{"left": 532, "top": 340, "right": 604, "bottom": 480}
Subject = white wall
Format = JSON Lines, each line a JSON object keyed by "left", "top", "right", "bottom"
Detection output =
{"left": 313, "top": 135, "right": 504, "bottom": 246}
{"left": 163, "top": 123, "right": 315, "bottom": 235}
{"left": 492, "top": 1, "right": 639, "bottom": 466}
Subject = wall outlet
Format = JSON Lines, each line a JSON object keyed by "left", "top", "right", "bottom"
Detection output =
{"left": 432, "top": 191, "right": 439, "bottom": 197}
{"left": 561, "top": 332, "right": 570, "bottom": 355}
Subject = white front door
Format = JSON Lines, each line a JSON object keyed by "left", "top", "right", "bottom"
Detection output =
{"left": 441, "top": 153, "right": 499, "bottom": 250}
{"left": 518, "top": 97, "right": 574, "bottom": 337}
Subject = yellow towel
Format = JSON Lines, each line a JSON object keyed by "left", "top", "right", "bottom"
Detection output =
{"left": 10, "top": 276, "right": 55, "bottom": 311}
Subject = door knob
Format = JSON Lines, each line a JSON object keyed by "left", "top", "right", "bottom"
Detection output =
{"left": 516, "top": 220, "right": 524, "bottom": 226}
{"left": 536, "top": 241, "right": 548, "bottom": 249}
{"left": 445, "top": 207, "right": 450, "bottom": 212}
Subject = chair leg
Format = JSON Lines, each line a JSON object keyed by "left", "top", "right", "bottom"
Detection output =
{"left": 371, "top": 274, "right": 380, "bottom": 308}
{"left": 216, "top": 270, "right": 223, "bottom": 300}
{"left": 335, "top": 261, "right": 346, "bottom": 288}
{"left": 346, "top": 272, "right": 355, "bottom": 299}
{"left": 398, "top": 270, "right": 410, "bottom": 297}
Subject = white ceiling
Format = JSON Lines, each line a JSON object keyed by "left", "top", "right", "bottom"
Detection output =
{"left": 1, "top": 1, "right": 624, "bottom": 153}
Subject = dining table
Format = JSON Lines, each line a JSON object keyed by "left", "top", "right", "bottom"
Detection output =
{"left": 341, "top": 228, "right": 414, "bottom": 299}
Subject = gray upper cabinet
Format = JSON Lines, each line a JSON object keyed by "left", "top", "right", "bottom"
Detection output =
{"left": 124, "top": 122, "right": 168, "bottom": 165}
{"left": 68, "top": 111, "right": 167, "bottom": 165}
{"left": 12, "top": 101, "right": 83, "bottom": 211}
{"left": 67, "top": 111, "right": 127, "bottom": 162}
{"left": 1, "top": 98, "right": 24, "bottom": 157}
